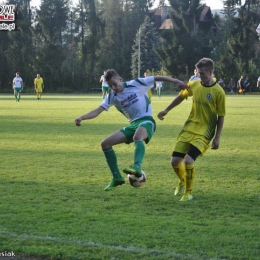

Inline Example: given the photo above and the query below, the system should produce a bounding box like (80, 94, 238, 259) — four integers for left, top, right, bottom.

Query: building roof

(159, 19, 173, 29)
(200, 6, 212, 22)
(150, 5, 214, 30)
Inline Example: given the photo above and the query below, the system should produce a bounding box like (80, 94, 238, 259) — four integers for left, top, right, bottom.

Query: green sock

(134, 140, 145, 169)
(103, 147, 122, 179)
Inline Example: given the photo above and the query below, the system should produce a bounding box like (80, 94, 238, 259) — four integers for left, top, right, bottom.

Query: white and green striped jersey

(13, 76, 23, 88)
(100, 76, 155, 122)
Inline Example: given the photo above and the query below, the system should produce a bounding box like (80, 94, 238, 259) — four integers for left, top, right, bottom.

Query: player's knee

(171, 157, 183, 167)
(133, 128, 148, 142)
(100, 139, 110, 149)
(183, 155, 195, 166)
(133, 135, 145, 142)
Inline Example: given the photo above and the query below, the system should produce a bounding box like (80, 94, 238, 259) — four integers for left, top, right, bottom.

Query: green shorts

(120, 116, 156, 144)
(102, 86, 109, 92)
(14, 88, 22, 93)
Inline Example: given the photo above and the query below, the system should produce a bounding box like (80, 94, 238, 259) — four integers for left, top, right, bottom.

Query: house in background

(149, 4, 217, 31)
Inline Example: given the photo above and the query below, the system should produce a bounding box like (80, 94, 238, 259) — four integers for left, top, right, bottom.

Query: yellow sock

(185, 165, 196, 194)
(173, 163, 186, 183)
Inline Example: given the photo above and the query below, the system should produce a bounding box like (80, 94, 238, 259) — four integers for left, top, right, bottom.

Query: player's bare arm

(157, 95, 185, 120)
(211, 116, 224, 149)
(154, 76, 188, 90)
(75, 106, 105, 126)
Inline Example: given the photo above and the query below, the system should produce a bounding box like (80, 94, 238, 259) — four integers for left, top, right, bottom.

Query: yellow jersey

(34, 77, 44, 88)
(179, 80, 226, 140)
(148, 89, 152, 102)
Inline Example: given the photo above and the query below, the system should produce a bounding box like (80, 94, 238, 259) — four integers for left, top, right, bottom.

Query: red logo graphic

(0, 5, 15, 22)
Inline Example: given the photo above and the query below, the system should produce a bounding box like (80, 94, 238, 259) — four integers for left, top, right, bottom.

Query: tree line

(0, 0, 259, 93)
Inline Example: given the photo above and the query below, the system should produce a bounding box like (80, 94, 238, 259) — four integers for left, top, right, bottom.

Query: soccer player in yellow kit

(158, 58, 226, 201)
(34, 74, 44, 100)
(144, 72, 153, 102)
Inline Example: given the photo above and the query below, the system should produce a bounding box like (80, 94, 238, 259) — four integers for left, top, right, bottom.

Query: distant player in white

(189, 68, 200, 82)
(257, 76, 260, 92)
(100, 71, 109, 99)
(13, 72, 23, 102)
(156, 75, 163, 97)
(75, 69, 187, 191)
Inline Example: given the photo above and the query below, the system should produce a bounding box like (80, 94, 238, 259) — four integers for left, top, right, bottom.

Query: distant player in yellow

(144, 72, 153, 102)
(158, 58, 226, 202)
(34, 74, 44, 100)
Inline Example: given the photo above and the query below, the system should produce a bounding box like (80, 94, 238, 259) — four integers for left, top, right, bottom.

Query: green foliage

(4, 0, 34, 86)
(97, 0, 152, 79)
(0, 94, 259, 260)
(213, 0, 260, 83)
(131, 16, 161, 78)
(155, 0, 215, 77)
(0, 31, 10, 90)
(32, 0, 69, 92)
(0, 0, 260, 92)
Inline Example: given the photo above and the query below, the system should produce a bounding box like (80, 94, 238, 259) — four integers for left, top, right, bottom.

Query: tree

(5, 0, 33, 88)
(97, 0, 154, 79)
(0, 31, 10, 91)
(155, 0, 216, 77)
(69, 0, 101, 91)
(32, 0, 69, 91)
(131, 16, 160, 78)
(222, 0, 237, 17)
(213, 0, 260, 82)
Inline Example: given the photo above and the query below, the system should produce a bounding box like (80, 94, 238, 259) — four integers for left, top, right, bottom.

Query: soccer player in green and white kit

(100, 71, 109, 99)
(75, 69, 187, 191)
(13, 72, 23, 102)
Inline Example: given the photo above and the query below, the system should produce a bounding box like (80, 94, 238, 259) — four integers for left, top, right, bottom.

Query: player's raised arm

(154, 76, 188, 90)
(75, 106, 105, 126)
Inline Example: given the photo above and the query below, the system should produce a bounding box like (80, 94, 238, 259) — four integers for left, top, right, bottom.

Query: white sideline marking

(0, 231, 225, 260)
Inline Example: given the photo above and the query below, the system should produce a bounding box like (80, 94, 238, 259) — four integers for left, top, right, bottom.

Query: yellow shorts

(174, 131, 210, 155)
(36, 87, 43, 92)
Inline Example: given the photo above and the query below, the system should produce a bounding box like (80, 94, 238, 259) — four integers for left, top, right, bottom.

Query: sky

(197, 0, 224, 9)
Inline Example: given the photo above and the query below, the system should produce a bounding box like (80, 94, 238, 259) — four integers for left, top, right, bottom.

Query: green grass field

(0, 93, 259, 260)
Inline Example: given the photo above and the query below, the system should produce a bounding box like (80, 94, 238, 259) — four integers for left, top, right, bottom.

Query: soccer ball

(128, 171, 146, 188)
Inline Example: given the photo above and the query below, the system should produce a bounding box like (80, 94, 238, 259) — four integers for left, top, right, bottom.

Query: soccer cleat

(179, 193, 194, 202)
(174, 182, 185, 196)
(104, 177, 125, 191)
(123, 165, 142, 177)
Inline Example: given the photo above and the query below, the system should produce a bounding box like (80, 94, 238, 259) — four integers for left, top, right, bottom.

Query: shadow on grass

(0, 177, 259, 260)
